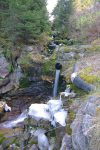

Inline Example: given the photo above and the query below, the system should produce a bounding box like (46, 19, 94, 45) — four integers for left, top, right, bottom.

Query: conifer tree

(52, 0, 74, 38)
(0, 0, 50, 45)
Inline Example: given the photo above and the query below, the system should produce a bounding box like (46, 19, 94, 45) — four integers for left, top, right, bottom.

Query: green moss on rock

(66, 124, 72, 135)
(68, 110, 76, 124)
(19, 77, 31, 88)
(79, 66, 100, 84)
(42, 53, 57, 75)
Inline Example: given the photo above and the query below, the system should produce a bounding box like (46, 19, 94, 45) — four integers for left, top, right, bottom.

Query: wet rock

(55, 127, 66, 149)
(58, 51, 76, 61)
(78, 53, 85, 58)
(0, 66, 22, 94)
(0, 55, 9, 78)
(29, 144, 38, 150)
(22, 45, 34, 52)
(9, 144, 20, 150)
(9, 81, 51, 98)
(2, 138, 16, 150)
(0, 82, 13, 94)
(71, 96, 100, 150)
(0, 55, 14, 94)
(0, 145, 3, 150)
(60, 134, 72, 150)
(63, 52, 76, 60)
(0, 77, 10, 88)
(9, 66, 23, 89)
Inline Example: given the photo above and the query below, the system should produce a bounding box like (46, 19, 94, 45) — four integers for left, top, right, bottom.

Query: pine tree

(52, 0, 74, 38)
(0, 0, 50, 45)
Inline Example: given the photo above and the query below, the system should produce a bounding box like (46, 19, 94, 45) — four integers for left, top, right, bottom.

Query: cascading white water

(2, 110, 28, 128)
(53, 69, 60, 97)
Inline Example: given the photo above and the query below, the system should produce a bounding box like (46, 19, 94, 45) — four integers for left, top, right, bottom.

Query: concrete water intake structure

(53, 63, 62, 97)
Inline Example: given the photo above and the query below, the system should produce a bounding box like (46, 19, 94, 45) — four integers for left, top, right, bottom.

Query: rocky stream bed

(0, 44, 100, 150)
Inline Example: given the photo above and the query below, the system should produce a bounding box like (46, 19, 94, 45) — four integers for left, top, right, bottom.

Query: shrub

(19, 77, 31, 88)
(42, 53, 57, 75)
(7, 64, 14, 73)
(19, 54, 33, 75)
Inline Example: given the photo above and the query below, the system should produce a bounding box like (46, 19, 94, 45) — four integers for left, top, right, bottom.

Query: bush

(7, 64, 14, 73)
(19, 54, 33, 75)
(42, 53, 57, 75)
(19, 77, 31, 88)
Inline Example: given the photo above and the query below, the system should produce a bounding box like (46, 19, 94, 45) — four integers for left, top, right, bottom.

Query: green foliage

(19, 77, 31, 88)
(42, 53, 57, 75)
(76, 11, 100, 29)
(70, 83, 88, 96)
(87, 45, 100, 52)
(79, 67, 100, 84)
(0, 133, 6, 144)
(66, 124, 72, 135)
(68, 110, 76, 123)
(0, 0, 50, 44)
(38, 32, 52, 50)
(19, 54, 33, 74)
(52, 0, 74, 38)
(3, 48, 12, 60)
(7, 64, 14, 73)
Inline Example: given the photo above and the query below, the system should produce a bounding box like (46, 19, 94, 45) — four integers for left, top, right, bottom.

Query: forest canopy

(0, 0, 50, 45)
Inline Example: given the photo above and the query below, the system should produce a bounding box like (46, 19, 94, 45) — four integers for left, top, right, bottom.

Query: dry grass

(78, 54, 100, 76)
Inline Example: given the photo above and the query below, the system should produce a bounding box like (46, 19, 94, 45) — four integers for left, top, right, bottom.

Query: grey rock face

(29, 144, 38, 150)
(0, 55, 9, 78)
(71, 96, 100, 150)
(0, 77, 10, 87)
(0, 55, 23, 94)
(62, 52, 76, 61)
(0, 67, 22, 94)
(0, 55, 11, 94)
(60, 134, 72, 150)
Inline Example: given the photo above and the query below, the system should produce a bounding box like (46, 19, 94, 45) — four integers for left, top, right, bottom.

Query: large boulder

(71, 96, 100, 150)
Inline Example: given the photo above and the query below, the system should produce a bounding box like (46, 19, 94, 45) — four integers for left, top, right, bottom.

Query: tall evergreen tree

(52, 0, 74, 38)
(0, 0, 50, 45)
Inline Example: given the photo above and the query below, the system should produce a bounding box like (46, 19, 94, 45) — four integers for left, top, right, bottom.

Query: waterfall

(2, 110, 28, 128)
(53, 69, 60, 97)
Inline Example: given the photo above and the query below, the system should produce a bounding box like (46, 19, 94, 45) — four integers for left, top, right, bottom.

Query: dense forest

(52, 0, 100, 43)
(0, 0, 50, 46)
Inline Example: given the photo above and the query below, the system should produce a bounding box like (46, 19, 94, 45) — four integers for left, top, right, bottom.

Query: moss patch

(7, 64, 14, 73)
(0, 133, 6, 144)
(79, 66, 100, 84)
(87, 45, 100, 52)
(70, 83, 88, 96)
(68, 110, 76, 124)
(19, 54, 34, 76)
(66, 124, 72, 135)
(19, 77, 31, 88)
(42, 52, 57, 75)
